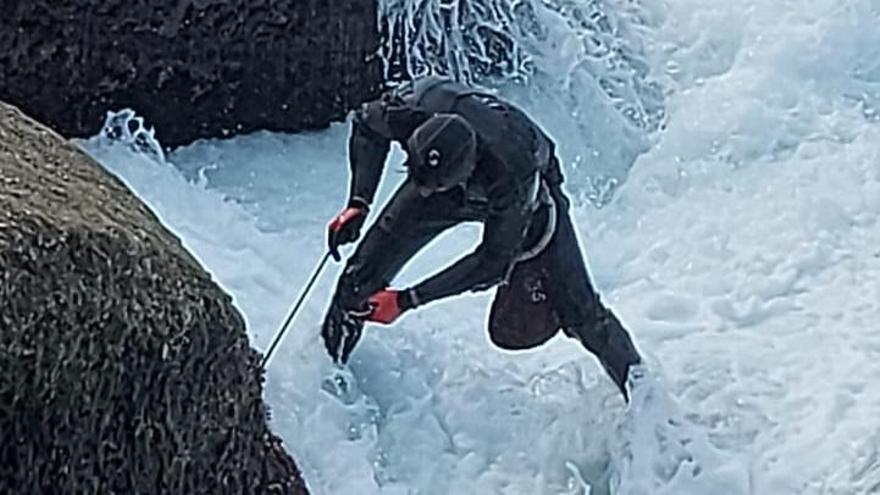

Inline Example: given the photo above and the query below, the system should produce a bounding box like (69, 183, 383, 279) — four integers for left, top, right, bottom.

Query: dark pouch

(488, 249, 561, 350)
(487, 198, 561, 350)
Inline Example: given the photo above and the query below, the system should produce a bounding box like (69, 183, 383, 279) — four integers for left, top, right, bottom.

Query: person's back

(355, 77, 562, 203)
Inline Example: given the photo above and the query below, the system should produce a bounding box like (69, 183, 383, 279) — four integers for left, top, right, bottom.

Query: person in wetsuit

(322, 76, 642, 398)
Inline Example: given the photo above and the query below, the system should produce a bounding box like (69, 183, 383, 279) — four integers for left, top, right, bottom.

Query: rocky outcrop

(0, 101, 308, 493)
(0, 0, 382, 148)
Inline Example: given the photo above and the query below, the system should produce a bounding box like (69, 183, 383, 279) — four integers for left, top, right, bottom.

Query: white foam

(80, 0, 880, 492)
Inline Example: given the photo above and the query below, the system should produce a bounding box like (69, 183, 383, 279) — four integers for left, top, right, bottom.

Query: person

(321, 76, 642, 398)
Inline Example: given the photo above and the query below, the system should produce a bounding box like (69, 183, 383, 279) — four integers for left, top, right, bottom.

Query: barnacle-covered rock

(0, 101, 308, 494)
(0, 0, 382, 148)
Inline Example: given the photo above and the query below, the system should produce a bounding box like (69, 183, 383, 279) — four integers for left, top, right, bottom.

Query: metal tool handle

(261, 251, 332, 368)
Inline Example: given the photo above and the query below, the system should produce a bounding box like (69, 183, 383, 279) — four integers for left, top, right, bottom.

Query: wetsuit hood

(406, 113, 477, 196)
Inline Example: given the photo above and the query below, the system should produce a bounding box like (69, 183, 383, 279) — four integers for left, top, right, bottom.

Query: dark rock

(0, 0, 382, 148)
(0, 100, 309, 494)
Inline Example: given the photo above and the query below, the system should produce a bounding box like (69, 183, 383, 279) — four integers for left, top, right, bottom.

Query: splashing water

(80, 0, 880, 493)
(378, 0, 667, 203)
(612, 366, 748, 495)
(99, 109, 165, 163)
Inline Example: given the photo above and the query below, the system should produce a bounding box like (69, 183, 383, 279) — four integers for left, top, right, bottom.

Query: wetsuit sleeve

(347, 101, 392, 208)
(404, 195, 532, 308)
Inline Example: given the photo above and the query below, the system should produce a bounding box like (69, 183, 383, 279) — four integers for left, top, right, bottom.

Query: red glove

(327, 205, 366, 261)
(367, 289, 405, 324)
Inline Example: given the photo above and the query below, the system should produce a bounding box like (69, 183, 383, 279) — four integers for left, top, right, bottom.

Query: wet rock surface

(0, 0, 382, 148)
(0, 100, 309, 494)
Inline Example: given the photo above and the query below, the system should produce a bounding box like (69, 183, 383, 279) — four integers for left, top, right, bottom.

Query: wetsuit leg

(322, 180, 461, 363)
(546, 187, 642, 398)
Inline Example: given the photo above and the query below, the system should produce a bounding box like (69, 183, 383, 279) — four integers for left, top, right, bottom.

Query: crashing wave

(378, 0, 667, 204)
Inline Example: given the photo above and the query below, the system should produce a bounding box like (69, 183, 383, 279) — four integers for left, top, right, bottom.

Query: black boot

(564, 311, 641, 400)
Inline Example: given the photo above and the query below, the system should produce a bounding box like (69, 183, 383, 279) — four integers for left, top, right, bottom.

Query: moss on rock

(0, 101, 308, 494)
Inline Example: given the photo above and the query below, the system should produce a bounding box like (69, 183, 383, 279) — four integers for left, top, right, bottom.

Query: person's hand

(366, 289, 407, 324)
(327, 204, 367, 261)
(321, 301, 367, 364)
(321, 289, 413, 363)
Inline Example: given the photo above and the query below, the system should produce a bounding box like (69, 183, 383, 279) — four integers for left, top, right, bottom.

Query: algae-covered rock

(0, 0, 382, 148)
(0, 101, 308, 494)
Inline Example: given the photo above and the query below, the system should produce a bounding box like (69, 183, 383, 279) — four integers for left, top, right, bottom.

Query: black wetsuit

(323, 77, 641, 395)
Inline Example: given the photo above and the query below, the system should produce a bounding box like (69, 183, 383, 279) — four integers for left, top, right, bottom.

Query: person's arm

(327, 101, 395, 261)
(347, 101, 393, 209)
(400, 193, 533, 309)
